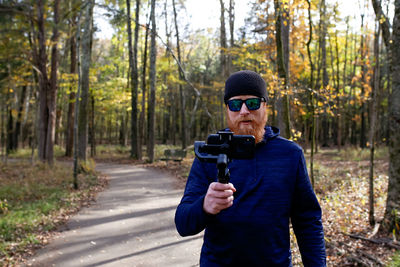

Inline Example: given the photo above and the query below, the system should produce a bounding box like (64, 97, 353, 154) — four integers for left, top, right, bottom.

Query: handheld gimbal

(194, 131, 255, 183)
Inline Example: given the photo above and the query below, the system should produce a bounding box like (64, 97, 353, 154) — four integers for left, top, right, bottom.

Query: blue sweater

(175, 127, 326, 266)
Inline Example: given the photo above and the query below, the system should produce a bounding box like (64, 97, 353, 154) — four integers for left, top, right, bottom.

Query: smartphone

(195, 131, 255, 163)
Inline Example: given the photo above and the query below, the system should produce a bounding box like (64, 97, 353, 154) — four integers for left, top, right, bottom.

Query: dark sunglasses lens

(228, 100, 243, 111)
(245, 98, 261, 110)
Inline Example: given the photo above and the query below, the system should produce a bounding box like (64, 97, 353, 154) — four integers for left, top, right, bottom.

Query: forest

(1, 0, 400, 265)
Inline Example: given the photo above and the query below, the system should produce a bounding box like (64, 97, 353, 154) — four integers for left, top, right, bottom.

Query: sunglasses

(227, 97, 266, 112)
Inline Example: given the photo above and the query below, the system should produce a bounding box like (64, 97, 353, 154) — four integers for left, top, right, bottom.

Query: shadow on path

(25, 163, 202, 267)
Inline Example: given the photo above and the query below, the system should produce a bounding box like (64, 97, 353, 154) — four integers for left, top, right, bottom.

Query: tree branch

(371, 0, 392, 47)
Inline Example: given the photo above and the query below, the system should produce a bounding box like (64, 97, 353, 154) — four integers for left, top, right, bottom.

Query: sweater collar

(256, 126, 280, 146)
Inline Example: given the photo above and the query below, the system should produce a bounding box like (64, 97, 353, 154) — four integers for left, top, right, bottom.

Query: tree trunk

(127, 0, 140, 159)
(228, 0, 235, 72)
(90, 94, 96, 157)
(360, 13, 367, 148)
(340, 16, 350, 148)
(274, 0, 291, 139)
(134, 0, 141, 159)
(306, 0, 315, 187)
(66, 5, 77, 157)
(147, 0, 156, 162)
(36, 0, 50, 162)
(45, 0, 60, 165)
(140, 18, 150, 151)
(219, 0, 228, 78)
(77, 0, 94, 161)
(372, 0, 400, 237)
(7, 106, 13, 154)
(320, 0, 328, 89)
(320, 0, 329, 147)
(172, 0, 187, 149)
(12, 86, 27, 150)
(349, 29, 358, 146)
(34, 0, 59, 165)
(331, 6, 341, 149)
(119, 112, 127, 146)
(163, 0, 171, 145)
(219, 0, 229, 130)
(368, 23, 381, 227)
(1, 94, 6, 160)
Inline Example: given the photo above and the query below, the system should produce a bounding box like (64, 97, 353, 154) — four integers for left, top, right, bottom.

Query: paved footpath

(25, 163, 203, 267)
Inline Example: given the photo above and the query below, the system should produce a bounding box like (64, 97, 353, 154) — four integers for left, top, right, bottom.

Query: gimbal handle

(217, 154, 230, 184)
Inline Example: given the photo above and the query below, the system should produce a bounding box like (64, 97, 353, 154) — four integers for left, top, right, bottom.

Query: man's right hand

(203, 182, 236, 215)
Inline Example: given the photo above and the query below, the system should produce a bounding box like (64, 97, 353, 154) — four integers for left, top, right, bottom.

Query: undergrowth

(387, 251, 400, 267)
(332, 146, 388, 161)
(0, 161, 105, 266)
(7, 145, 65, 159)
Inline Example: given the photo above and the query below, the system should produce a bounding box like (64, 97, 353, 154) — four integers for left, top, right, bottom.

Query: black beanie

(224, 70, 268, 104)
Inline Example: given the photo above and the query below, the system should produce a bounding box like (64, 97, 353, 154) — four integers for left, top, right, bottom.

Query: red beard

(226, 113, 268, 143)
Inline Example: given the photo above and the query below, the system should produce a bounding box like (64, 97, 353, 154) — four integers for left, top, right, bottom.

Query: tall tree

(172, 0, 187, 149)
(140, 15, 150, 154)
(47, 0, 59, 164)
(306, 0, 316, 187)
(274, 0, 291, 139)
(339, 16, 350, 150)
(319, 0, 329, 147)
(147, 0, 156, 162)
(371, 0, 400, 237)
(228, 0, 235, 72)
(77, 0, 94, 161)
(219, 0, 228, 78)
(368, 22, 381, 226)
(359, 8, 367, 148)
(66, 1, 78, 157)
(219, 0, 228, 130)
(127, 0, 140, 159)
(34, 0, 60, 165)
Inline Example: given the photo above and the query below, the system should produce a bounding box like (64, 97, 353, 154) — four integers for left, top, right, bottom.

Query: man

(175, 70, 326, 266)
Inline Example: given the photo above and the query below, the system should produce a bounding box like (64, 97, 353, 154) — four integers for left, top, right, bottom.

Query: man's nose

(239, 103, 250, 115)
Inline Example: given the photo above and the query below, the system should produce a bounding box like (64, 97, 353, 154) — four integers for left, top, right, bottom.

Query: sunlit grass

(7, 145, 66, 159)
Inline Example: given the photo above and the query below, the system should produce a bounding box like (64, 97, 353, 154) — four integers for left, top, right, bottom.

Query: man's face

(226, 95, 268, 143)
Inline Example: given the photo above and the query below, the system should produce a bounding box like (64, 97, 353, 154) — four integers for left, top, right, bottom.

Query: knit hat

(224, 70, 268, 104)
